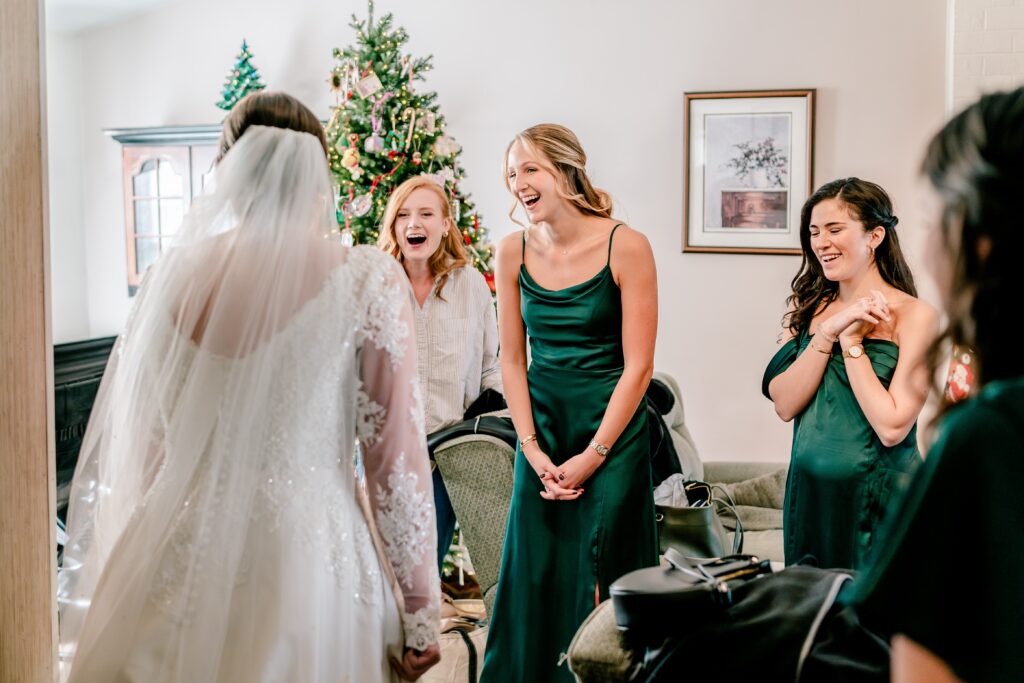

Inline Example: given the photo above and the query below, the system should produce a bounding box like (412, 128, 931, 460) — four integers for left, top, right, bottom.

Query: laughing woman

(480, 124, 658, 683)
(763, 178, 938, 570)
(379, 175, 503, 571)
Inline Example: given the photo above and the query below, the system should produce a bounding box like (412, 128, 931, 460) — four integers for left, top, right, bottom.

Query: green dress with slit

(480, 226, 657, 683)
(761, 328, 920, 570)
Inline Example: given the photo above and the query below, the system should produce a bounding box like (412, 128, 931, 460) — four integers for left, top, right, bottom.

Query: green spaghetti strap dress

(761, 327, 919, 569)
(480, 225, 657, 683)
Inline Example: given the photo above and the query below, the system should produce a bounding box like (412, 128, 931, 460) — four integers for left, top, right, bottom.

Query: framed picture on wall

(683, 89, 815, 254)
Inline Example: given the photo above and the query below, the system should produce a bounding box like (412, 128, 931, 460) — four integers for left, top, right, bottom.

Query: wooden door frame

(1, 0, 58, 681)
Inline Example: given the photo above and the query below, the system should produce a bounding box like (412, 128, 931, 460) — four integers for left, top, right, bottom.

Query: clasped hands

(522, 441, 604, 501)
(817, 289, 893, 348)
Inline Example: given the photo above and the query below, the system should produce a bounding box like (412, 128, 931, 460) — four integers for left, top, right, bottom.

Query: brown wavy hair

(785, 178, 917, 336)
(378, 175, 469, 300)
(502, 123, 613, 227)
(216, 91, 328, 163)
(923, 87, 1024, 408)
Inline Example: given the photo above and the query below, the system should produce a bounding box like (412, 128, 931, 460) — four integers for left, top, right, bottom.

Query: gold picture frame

(683, 89, 815, 254)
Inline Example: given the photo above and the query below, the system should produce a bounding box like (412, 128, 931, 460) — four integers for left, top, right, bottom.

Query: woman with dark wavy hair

(762, 177, 937, 569)
(852, 87, 1024, 683)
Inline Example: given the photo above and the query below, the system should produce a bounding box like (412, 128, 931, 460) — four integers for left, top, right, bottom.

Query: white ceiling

(45, 0, 174, 34)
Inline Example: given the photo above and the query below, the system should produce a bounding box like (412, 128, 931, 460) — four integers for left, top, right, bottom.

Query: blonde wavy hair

(378, 175, 469, 299)
(502, 123, 613, 227)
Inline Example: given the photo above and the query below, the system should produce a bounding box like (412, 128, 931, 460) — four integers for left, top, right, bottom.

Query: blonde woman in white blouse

(379, 176, 503, 570)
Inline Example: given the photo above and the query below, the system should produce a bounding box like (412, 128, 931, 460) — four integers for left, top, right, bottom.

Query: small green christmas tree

(326, 1, 494, 287)
(216, 40, 267, 112)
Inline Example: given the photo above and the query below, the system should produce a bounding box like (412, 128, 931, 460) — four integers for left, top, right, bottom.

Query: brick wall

(952, 0, 1024, 112)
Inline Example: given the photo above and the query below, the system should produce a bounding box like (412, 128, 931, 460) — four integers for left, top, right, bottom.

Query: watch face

(850, 345, 863, 358)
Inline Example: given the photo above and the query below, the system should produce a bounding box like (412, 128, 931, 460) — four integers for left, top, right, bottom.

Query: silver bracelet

(588, 439, 610, 457)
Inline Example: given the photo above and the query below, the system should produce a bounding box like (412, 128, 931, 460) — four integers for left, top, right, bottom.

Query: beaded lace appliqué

(372, 453, 432, 590)
(358, 263, 410, 368)
(404, 602, 442, 652)
(355, 380, 387, 447)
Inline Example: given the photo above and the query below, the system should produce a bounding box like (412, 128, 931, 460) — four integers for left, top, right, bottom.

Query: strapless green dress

(762, 328, 919, 569)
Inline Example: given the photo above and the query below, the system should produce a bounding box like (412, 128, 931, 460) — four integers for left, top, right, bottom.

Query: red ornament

(463, 231, 471, 245)
(483, 271, 495, 293)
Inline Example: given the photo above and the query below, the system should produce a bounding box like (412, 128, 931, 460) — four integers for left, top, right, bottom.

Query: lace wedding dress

(58, 125, 439, 682)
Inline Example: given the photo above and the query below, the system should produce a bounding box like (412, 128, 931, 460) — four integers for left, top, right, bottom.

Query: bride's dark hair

(216, 91, 328, 162)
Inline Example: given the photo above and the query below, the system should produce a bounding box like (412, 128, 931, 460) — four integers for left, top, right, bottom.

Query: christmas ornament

(412, 151, 422, 165)
(422, 167, 454, 188)
(386, 129, 404, 152)
(433, 135, 460, 157)
(450, 198, 461, 221)
(355, 70, 383, 99)
(364, 92, 393, 154)
(328, 71, 345, 94)
(341, 148, 363, 179)
(417, 111, 437, 135)
(351, 193, 373, 217)
(403, 107, 418, 148)
(399, 54, 414, 92)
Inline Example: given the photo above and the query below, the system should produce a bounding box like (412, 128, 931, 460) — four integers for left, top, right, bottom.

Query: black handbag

(610, 549, 772, 639)
(655, 480, 743, 558)
(618, 562, 889, 683)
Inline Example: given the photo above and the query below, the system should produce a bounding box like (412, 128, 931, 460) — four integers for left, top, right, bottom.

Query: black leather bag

(610, 549, 772, 639)
(655, 481, 743, 558)
(621, 563, 889, 683)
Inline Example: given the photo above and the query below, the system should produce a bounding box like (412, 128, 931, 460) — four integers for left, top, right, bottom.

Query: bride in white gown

(58, 92, 441, 682)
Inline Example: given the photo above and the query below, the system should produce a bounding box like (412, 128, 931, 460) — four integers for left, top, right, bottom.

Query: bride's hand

(391, 644, 441, 681)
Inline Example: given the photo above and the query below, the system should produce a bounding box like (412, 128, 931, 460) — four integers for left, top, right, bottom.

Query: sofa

(433, 372, 788, 679)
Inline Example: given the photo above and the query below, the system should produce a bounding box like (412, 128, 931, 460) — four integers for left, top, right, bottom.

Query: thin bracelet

(520, 433, 538, 448)
(811, 341, 832, 355)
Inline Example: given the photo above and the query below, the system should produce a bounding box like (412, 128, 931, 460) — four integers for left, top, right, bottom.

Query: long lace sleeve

(356, 254, 440, 652)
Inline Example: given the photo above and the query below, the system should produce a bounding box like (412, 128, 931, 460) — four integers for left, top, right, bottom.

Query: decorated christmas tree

(216, 40, 267, 112)
(326, 2, 494, 286)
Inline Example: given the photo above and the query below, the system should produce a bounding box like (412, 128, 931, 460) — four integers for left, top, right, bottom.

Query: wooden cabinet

(106, 125, 220, 293)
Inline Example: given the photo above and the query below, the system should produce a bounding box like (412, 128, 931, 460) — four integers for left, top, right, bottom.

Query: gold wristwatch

(842, 344, 865, 360)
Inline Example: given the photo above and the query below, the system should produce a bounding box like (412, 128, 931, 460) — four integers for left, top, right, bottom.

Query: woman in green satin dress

(480, 124, 658, 683)
(763, 178, 937, 570)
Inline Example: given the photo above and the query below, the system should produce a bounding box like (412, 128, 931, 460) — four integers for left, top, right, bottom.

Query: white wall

(47, 0, 948, 461)
(45, 31, 90, 344)
(951, 0, 1024, 113)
